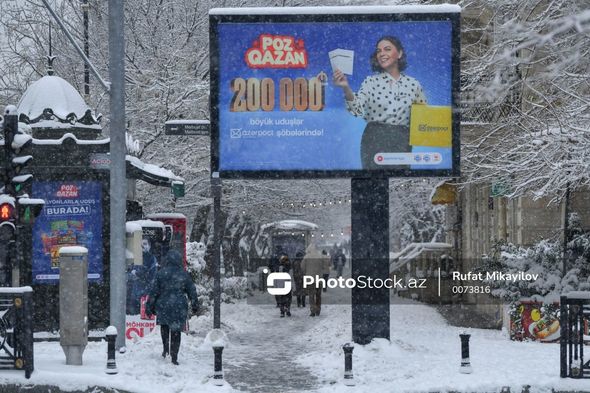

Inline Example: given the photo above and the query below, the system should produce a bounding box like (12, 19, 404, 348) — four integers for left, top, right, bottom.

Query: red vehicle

(146, 213, 187, 269)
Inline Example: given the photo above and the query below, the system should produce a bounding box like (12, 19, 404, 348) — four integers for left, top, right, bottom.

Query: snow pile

(294, 300, 588, 393)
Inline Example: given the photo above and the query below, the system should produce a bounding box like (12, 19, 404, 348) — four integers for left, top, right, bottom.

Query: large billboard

(32, 181, 103, 284)
(210, 6, 461, 178)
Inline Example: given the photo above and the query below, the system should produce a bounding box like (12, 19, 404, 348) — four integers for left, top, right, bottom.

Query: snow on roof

(28, 119, 101, 130)
(17, 75, 101, 126)
(165, 119, 210, 125)
(260, 220, 319, 231)
(126, 155, 184, 183)
(146, 213, 187, 220)
(210, 5, 461, 15)
(390, 242, 452, 271)
(127, 219, 166, 230)
(33, 133, 109, 146)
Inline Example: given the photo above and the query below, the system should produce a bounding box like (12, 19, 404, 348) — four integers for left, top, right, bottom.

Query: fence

(560, 292, 590, 378)
(0, 287, 34, 378)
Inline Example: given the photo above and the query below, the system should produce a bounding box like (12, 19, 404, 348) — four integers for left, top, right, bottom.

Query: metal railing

(0, 287, 34, 378)
(560, 292, 590, 378)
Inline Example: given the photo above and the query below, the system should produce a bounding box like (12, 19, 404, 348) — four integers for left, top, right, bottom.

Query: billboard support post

(108, 0, 127, 350)
(212, 173, 222, 329)
(351, 177, 390, 344)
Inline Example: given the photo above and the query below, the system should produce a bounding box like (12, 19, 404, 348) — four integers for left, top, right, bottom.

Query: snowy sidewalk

(222, 298, 319, 392)
(1, 293, 590, 392)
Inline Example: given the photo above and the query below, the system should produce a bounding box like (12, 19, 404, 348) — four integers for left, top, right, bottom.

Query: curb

(0, 384, 133, 393)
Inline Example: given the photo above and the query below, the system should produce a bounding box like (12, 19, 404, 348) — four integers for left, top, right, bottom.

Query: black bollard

(459, 333, 472, 374)
(105, 326, 118, 375)
(213, 345, 224, 385)
(342, 343, 355, 386)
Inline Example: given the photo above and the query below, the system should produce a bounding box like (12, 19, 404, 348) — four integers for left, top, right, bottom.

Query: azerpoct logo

(245, 34, 308, 69)
(263, 268, 292, 295)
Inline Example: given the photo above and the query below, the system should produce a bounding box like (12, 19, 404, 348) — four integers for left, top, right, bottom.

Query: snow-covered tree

(461, 0, 590, 201)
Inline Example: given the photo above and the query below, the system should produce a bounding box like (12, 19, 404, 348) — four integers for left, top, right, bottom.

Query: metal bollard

(105, 326, 118, 375)
(342, 343, 355, 386)
(213, 345, 224, 385)
(459, 332, 472, 374)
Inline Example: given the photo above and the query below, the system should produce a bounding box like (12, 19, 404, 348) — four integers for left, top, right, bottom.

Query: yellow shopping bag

(409, 105, 452, 147)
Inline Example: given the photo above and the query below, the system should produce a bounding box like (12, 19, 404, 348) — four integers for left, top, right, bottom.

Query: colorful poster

(211, 9, 460, 178)
(509, 301, 561, 342)
(32, 181, 103, 284)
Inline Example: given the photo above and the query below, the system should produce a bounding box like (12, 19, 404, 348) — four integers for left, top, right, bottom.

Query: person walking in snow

(269, 245, 283, 307)
(301, 244, 330, 317)
(292, 250, 306, 308)
(321, 249, 330, 293)
(277, 254, 293, 317)
(147, 249, 199, 365)
(334, 248, 346, 278)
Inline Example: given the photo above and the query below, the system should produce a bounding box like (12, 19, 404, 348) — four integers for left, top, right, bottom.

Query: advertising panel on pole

(32, 181, 103, 284)
(210, 5, 461, 178)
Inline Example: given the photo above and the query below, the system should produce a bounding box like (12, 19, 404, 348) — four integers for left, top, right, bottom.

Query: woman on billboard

(333, 36, 427, 169)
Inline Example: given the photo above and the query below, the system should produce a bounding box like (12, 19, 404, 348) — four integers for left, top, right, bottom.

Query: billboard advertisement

(32, 181, 103, 284)
(210, 6, 460, 178)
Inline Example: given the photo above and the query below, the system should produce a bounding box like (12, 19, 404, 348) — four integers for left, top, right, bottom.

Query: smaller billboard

(32, 181, 103, 284)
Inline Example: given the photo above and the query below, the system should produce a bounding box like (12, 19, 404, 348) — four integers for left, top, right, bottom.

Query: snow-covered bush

(186, 241, 251, 309)
(480, 228, 590, 302)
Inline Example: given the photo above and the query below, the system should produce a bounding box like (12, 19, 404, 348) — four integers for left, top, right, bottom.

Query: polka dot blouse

(346, 73, 427, 126)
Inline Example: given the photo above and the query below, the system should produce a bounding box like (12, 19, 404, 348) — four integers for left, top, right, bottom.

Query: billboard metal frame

(210, 8, 461, 179)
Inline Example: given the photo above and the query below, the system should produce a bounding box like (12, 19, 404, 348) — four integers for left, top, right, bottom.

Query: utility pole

(82, 0, 90, 98)
(108, 0, 127, 350)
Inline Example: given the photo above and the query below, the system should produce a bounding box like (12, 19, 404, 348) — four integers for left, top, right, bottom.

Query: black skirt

(360, 122, 410, 170)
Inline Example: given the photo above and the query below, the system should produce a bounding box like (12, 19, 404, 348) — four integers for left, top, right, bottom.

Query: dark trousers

(308, 287, 322, 315)
(279, 293, 292, 314)
(361, 122, 411, 169)
(161, 325, 181, 360)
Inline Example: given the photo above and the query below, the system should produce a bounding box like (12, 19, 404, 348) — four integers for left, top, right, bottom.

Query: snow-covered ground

(0, 292, 589, 392)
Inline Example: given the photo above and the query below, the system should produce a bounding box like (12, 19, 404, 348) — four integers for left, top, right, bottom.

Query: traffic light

(0, 105, 42, 287)
(17, 198, 45, 225)
(0, 197, 15, 287)
(0, 201, 15, 221)
(2, 105, 41, 224)
(2, 107, 33, 197)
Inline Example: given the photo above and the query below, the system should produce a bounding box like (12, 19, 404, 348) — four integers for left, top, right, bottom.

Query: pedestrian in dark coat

(292, 251, 306, 308)
(277, 254, 292, 317)
(147, 250, 199, 365)
(269, 246, 283, 307)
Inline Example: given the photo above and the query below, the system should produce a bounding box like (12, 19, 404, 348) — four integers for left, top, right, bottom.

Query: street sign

(165, 120, 210, 136)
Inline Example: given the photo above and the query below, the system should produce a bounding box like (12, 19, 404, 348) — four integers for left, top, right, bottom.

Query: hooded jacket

(300, 244, 331, 277)
(148, 250, 198, 330)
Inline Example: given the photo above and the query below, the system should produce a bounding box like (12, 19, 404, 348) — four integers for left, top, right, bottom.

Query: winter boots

(161, 326, 170, 358)
(161, 325, 181, 365)
(170, 330, 181, 365)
